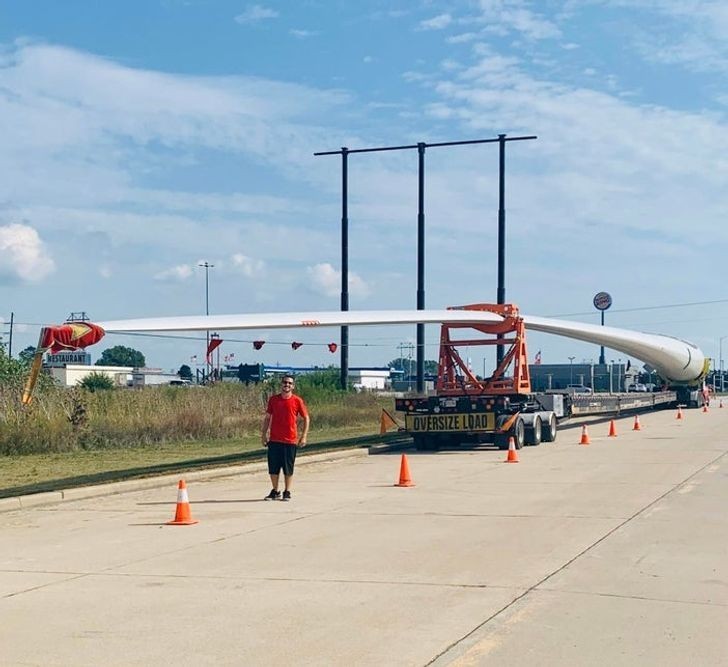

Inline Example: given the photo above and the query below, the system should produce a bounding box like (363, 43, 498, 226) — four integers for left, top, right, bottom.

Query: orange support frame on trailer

(436, 303, 531, 396)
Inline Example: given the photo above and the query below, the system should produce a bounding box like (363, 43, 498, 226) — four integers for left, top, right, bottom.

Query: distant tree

(79, 372, 115, 392)
(95, 345, 145, 368)
(178, 364, 193, 380)
(19, 346, 37, 365)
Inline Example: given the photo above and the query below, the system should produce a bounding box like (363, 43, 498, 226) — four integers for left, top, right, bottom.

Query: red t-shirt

(267, 394, 308, 445)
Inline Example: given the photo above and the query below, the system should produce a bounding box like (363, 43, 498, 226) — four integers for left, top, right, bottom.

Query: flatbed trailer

(394, 303, 681, 451)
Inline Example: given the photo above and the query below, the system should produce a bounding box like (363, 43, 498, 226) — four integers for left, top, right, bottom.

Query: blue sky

(1, 1, 727, 374)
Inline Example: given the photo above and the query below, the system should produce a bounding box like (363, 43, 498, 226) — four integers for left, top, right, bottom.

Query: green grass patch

(0, 377, 399, 492)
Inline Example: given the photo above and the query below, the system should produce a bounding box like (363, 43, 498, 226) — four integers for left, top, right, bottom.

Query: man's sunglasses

(281, 380, 294, 385)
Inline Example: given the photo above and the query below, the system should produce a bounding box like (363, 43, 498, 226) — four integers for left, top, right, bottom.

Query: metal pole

(8, 311, 13, 359)
(199, 262, 214, 382)
(599, 311, 606, 365)
(340, 147, 349, 391)
(568, 356, 575, 385)
(416, 142, 426, 393)
(496, 134, 506, 366)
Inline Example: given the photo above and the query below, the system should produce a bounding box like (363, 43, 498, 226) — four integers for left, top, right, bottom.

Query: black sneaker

(264, 489, 281, 501)
(281, 490, 291, 501)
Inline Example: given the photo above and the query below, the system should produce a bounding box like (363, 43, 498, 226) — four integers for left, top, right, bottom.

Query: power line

(548, 297, 728, 318)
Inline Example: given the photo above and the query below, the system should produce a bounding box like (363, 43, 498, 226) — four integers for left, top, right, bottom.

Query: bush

(79, 372, 116, 392)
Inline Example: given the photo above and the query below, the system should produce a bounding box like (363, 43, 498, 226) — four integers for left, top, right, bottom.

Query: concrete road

(1, 406, 727, 666)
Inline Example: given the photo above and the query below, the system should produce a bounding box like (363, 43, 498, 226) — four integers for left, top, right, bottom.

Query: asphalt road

(1, 406, 727, 666)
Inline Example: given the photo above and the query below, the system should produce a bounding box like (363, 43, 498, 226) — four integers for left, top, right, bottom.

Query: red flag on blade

(534, 350, 542, 365)
(328, 343, 337, 353)
(253, 340, 265, 350)
(40, 322, 105, 353)
(206, 337, 223, 362)
(291, 342, 303, 350)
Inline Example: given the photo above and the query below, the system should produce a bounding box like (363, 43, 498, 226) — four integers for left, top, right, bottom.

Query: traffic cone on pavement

(633, 415, 642, 431)
(504, 436, 519, 463)
(579, 425, 590, 445)
(703, 404, 709, 413)
(608, 419, 617, 437)
(166, 479, 198, 525)
(720, 399, 724, 409)
(676, 406, 683, 420)
(395, 454, 415, 487)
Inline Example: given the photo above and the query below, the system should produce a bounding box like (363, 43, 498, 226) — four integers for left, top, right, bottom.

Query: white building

(48, 365, 180, 387)
(48, 364, 133, 387)
(349, 369, 391, 391)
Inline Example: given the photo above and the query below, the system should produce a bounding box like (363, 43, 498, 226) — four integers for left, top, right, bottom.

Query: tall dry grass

(0, 378, 388, 456)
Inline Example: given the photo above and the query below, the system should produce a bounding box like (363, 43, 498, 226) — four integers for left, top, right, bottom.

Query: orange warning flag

(379, 409, 399, 434)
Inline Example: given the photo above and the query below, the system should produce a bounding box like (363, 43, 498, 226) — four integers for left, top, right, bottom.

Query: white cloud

(0, 223, 54, 284)
(234, 5, 279, 25)
(231, 253, 265, 277)
(290, 29, 318, 39)
(306, 263, 369, 298)
(419, 14, 453, 31)
(447, 32, 479, 44)
(154, 264, 194, 281)
(476, 0, 561, 40)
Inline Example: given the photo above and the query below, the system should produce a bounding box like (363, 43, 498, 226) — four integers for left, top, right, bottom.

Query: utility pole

(198, 262, 214, 382)
(315, 133, 537, 394)
(3, 312, 13, 359)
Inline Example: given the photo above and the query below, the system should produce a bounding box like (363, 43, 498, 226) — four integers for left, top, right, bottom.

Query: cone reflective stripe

(167, 479, 198, 525)
(395, 454, 414, 487)
(504, 436, 519, 463)
(633, 415, 641, 431)
(579, 424, 590, 445)
(608, 419, 617, 437)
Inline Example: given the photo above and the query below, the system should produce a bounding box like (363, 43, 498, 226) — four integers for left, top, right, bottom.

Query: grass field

(0, 373, 400, 494)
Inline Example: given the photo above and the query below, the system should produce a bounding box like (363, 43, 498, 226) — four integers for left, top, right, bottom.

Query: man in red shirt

(261, 374, 310, 501)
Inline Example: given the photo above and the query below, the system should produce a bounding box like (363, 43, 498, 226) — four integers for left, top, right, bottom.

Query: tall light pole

(720, 335, 727, 393)
(199, 261, 214, 382)
(568, 356, 575, 385)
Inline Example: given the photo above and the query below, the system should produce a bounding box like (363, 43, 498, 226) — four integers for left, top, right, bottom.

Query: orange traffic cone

(702, 404, 709, 413)
(504, 436, 519, 463)
(676, 406, 683, 420)
(720, 399, 724, 409)
(166, 479, 198, 525)
(608, 419, 617, 437)
(633, 415, 641, 431)
(395, 454, 415, 487)
(579, 424, 590, 445)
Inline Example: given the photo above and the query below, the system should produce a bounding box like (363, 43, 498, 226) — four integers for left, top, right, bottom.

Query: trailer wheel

(525, 416, 542, 446)
(542, 414, 558, 442)
(513, 418, 525, 449)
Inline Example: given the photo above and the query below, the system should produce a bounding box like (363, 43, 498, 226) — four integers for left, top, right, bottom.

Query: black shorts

(267, 441, 298, 476)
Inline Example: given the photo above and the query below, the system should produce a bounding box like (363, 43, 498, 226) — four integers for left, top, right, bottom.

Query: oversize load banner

(405, 412, 495, 433)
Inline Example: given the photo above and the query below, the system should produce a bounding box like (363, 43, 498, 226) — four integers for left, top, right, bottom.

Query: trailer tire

(542, 414, 558, 442)
(514, 418, 525, 449)
(525, 416, 542, 446)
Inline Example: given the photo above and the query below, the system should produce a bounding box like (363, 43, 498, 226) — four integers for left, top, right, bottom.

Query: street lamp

(568, 356, 575, 385)
(720, 335, 727, 393)
(199, 261, 215, 381)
